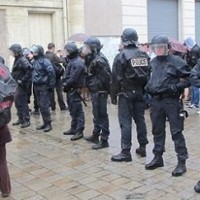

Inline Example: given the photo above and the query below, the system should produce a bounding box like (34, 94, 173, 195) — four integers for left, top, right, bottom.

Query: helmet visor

(150, 43, 168, 56)
(82, 44, 92, 55)
(30, 45, 39, 56)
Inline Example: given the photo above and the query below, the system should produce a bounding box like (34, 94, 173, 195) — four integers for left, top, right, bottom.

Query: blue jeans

(191, 86, 199, 106)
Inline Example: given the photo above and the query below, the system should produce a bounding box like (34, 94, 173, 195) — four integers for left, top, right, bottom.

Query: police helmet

(64, 42, 78, 55)
(37, 45, 44, 56)
(150, 34, 170, 56)
(84, 37, 102, 52)
(22, 48, 31, 57)
(9, 43, 22, 54)
(121, 28, 138, 46)
(30, 45, 44, 56)
(151, 34, 169, 45)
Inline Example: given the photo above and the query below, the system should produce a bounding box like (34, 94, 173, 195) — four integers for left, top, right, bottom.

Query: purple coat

(0, 125, 12, 145)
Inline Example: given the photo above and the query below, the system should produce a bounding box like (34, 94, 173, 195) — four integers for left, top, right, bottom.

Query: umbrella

(168, 38, 187, 53)
(68, 33, 90, 43)
(0, 63, 17, 101)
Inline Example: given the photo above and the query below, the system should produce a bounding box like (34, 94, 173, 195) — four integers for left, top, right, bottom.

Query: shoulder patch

(131, 58, 148, 67)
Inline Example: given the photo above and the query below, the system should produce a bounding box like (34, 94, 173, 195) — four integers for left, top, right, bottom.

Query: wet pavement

(4, 101, 200, 200)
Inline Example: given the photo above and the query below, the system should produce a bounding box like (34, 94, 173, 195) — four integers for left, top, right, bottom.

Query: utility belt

(33, 83, 48, 88)
(67, 88, 81, 93)
(118, 90, 144, 101)
(152, 93, 180, 100)
(118, 92, 128, 97)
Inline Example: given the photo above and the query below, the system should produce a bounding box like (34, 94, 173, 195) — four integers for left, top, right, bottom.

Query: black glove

(111, 95, 117, 105)
(17, 80, 23, 86)
(63, 85, 70, 93)
(168, 85, 178, 93)
(47, 87, 54, 92)
(111, 98, 117, 105)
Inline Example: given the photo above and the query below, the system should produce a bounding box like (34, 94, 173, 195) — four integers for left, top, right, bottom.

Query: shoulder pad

(43, 58, 52, 65)
(169, 55, 187, 68)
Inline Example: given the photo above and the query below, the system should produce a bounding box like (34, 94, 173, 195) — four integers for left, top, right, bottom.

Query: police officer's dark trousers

(14, 86, 30, 122)
(67, 90, 84, 132)
(118, 94, 148, 151)
(33, 86, 39, 112)
(34, 85, 51, 125)
(150, 97, 188, 162)
(90, 92, 110, 140)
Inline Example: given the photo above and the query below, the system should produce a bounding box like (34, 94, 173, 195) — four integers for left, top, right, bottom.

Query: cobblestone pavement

(3, 101, 200, 200)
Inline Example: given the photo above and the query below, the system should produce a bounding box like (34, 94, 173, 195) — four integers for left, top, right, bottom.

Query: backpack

(0, 63, 17, 127)
(53, 63, 64, 78)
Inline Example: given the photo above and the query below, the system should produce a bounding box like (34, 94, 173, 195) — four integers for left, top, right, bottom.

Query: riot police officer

(62, 42, 85, 141)
(189, 58, 200, 191)
(82, 37, 111, 150)
(145, 35, 190, 177)
(110, 28, 149, 162)
(30, 45, 55, 132)
(10, 43, 31, 128)
(22, 48, 40, 115)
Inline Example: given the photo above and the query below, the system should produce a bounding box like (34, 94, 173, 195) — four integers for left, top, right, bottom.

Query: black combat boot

(63, 129, 76, 135)
(135, 145, 146, 157)
(20, 120, 31, 128)
(84, 133, 99, 144)
(44, 124, 52, 132)
(61, 107, 68, 111)
(92, 139, 109, 150)
(194, 181, 200, 193)
(71, 131, 83, 141)
(36, 124, 46, 130)
(12, 118, 23, 126)
(172, 160, 186, 177)
(145, 155, 164, 170)
(111, 150, 132, 162)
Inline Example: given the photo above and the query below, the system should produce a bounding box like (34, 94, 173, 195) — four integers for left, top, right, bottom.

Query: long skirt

(0, 144, 11, 195)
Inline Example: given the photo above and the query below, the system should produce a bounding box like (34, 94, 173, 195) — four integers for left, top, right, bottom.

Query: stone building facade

(0, 0, 199, 65)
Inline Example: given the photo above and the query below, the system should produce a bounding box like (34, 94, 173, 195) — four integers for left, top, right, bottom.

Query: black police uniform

(111, 45, 149, 161)
(31, 47, 55, 132)
(22, 48, 40, 115)
(145, 53, 190, 176)
(190, 58, 200, 192)
(62, 52, 85, 141)
(85, 52, 111, 148)
(11, 45, 31, 128)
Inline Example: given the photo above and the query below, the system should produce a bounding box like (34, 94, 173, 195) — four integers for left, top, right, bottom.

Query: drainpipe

(62, 0, 69, 43)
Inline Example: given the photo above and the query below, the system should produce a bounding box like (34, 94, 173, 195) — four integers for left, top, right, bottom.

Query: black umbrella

(0, 63, 17, 127)
(0, 63, 17, 101)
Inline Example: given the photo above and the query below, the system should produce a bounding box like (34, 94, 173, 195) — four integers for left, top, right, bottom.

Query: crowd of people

(1, 27, 200, 198)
